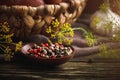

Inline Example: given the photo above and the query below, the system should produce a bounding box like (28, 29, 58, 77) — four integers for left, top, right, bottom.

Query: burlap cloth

(71, 13, 120, 60)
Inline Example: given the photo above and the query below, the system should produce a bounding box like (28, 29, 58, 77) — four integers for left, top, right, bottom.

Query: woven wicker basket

(0, 0, 86, 40)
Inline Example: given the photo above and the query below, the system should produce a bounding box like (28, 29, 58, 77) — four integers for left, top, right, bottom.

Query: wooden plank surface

(0, 60, 120, 80)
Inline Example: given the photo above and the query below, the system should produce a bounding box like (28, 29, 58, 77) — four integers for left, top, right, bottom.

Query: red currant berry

(27, 49, 31, 53)
(28, 49, 34, 54)
(37, 47, 42, 52)
(50, 55, 56, 59)
(54, 42, 59, 46)
(41, 43, 46, 47)
(60, 54, 63, 58)
(44, 43, 49, 47)
(40, 53, 46, 58)
(33, 49, 38, 54)
(37, 52, 41, 56)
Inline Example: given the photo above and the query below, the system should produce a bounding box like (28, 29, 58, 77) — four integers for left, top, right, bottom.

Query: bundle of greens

(0, 22, 22, 61)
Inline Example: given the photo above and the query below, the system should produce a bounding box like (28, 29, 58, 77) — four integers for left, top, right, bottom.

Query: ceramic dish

(21, 43, 75, 66)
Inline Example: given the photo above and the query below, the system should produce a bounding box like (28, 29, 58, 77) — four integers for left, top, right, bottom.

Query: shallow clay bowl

(21, 43, 75, 66)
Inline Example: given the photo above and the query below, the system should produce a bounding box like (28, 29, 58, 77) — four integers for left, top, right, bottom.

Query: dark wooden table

(0, 57, 120, 80)
(0, 13, 120, 80)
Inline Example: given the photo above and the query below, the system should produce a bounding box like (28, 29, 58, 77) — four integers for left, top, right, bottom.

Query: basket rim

(0, 0, 86, 8)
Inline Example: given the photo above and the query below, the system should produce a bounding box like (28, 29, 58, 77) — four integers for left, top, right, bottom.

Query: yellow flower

(4, 33, 14, 39)
(2, 34, 14, 43)
(0, 22, 10, 33)
(57, 32, 64, 44)
(51, 34, 56, 38)
(46, 26, 52, 33)
(99, 2, 109, 12)
(92, 16, 101, 26)
(6, 38, 12, 43)
(65, 29, 74, 37)
(0, 22, 23, 61)
(3, 46, 14, 61)
(61, 23, 71, 31)
(99, 43, 109, 58)
(4, 46, 11, 53)
(52, 19, 60, 28)
(64, 38, 73, 45)
(104, 22, 113, 30)
(85, 32, 96, 47)
(58, 39, 62, 44)
(57, 32, 64, 40)
(15, 41, 22, 51)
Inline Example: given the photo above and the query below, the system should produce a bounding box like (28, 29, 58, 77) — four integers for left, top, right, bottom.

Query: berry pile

(27, 43, 73, 59)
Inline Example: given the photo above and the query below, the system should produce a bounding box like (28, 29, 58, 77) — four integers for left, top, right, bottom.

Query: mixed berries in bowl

(21, 42, 75, 66)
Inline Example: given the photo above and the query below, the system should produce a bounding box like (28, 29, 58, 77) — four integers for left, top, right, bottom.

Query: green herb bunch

(0, 22, 22, 61)
(46, 19, 96, 46)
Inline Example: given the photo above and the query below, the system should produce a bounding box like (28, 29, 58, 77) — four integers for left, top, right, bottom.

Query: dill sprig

(0, 22, 22, 61)
(99, 2, 109, 12)
(46, 19, 96, 46)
